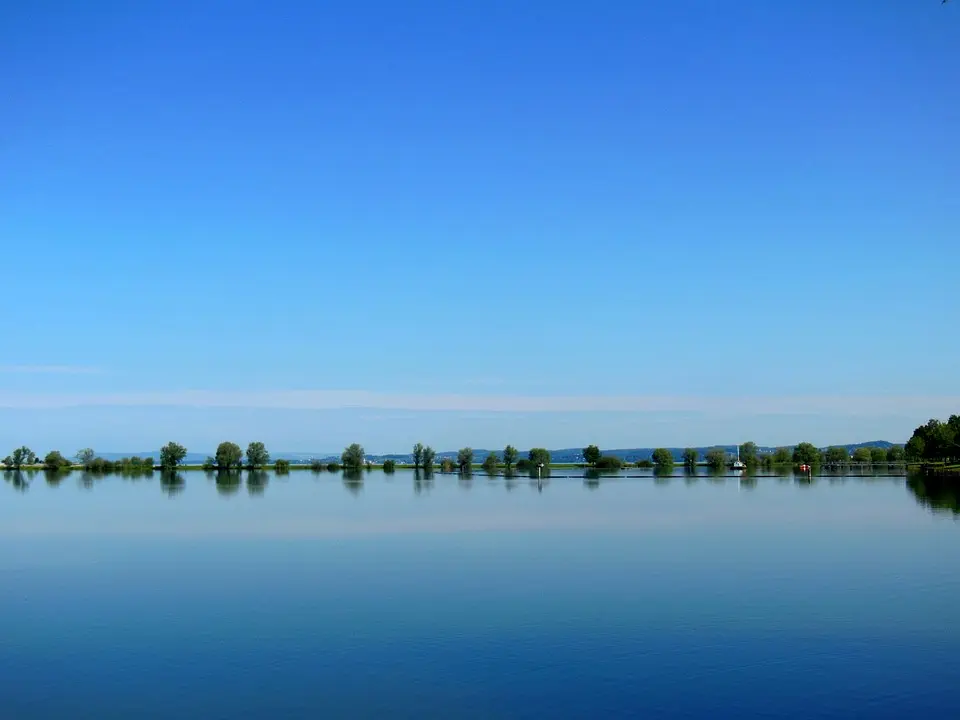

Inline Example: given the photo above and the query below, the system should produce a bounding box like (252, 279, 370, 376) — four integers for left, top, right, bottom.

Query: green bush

(595, 456, 623, 470)
(310, 460, 325, 472)
(382, 459, 396, 473)
(326, 462, 341, 472)
(274, 459, 290, 474)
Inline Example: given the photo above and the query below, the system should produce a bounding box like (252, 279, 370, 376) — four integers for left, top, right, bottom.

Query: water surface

(2, 469, 957, 719)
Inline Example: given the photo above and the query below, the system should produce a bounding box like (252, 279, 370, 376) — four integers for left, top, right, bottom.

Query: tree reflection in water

(160, 472, 185, 497)
(343, 469, 364, 496)
(247, 470, 269, 496)
(908, 473, 960, 516)
(216, 471, 242, 496)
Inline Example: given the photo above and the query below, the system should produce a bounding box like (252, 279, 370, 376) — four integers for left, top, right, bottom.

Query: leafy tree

(583, 445, 601, 466)
(825, 446, 849, 464)
(705, 448, 727, 469)
(326, 462, 341, 472)
(159, 442, 187, 470)
(887, 446, 906, 463)
(635, 459, 653, 468)
(1, 456, 11, 469)
(905, 435, 925, 461)
(274, 459, 290, 474)
(739, 441, 759, 467)
(9, 446, 37, 470)
(440, 457, 456, 472)
(43, 450, 71, 471)
(792, 442, 820, 465)
(772, 447, 792, 464)
(596, 455, 623, 470)
(412, 443, 424, 469)
(457, 447, 474, 473)
(482, 453, 498, 473)
(870, 447, 888, 463)
(341, 443, 365, 470)
(682, 448, 698, 468)
(652, 448, 674, 467)
(852, 447, 873, 463)
(215, 441, 243, 470)
(503, 445, 518, 470)
(905, 417, 958, 462)
(76, 448, 95, 467)
(202, 457, 216, 471)
(382, 459, 396, 473)
(422, 446, 436, 471)
(528, 448, 551, 467)
(246, 441, 269, 469)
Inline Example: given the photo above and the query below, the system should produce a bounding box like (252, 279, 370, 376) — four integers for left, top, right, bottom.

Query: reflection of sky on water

(1, 469, 959, 719)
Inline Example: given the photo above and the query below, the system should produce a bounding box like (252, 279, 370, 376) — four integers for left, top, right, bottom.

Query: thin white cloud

(0, 388, 956, 416)
(0, 365, 101, 375)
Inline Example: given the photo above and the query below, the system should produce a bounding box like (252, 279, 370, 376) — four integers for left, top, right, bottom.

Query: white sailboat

(732, 445, 746, 472)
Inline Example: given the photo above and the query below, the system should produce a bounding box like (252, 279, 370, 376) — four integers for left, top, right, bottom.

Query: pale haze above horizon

(2, 2, 957, 454)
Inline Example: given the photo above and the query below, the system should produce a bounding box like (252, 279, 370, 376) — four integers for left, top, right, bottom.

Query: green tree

(482, 453, 498, 474)
(651, 448, 674, 467)
(341, 443, 365, 470)
(412, 443, 424, 469)
(9, 446, 37, 470)
(905, 417, 959, 463)
(905, 435, 925, 461)
(825, 446, 849, 464)
(528, 448, 551, 467)
(583, 445, 601, 466)
(887, 446, 906, 463)
(870, 447, 888, 463)
(792, 442, 820, 465)
(457, 447, 474, 473)
(215, 441, 243, 470)
(382, 459, 396, 473)
(422, 446, 436, 471)
(245, 441, 269, 469)
(682, 448, 698, 468)
(772, 447, 792, 464)
(503, 445, 518, 470)
(159, 442, 187, 471)
(852, 447, 873, 464)
(274, 458, 290, 474)
(43, 450, 71, 471)
(76, 448, 95, 468)
(595, 455, 623, 470)
(440, 457, 455, 472)
(739, 441, 759, 467)
(706, 448, 727, 469)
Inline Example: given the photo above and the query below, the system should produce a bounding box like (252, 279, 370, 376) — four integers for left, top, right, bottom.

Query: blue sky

(1, 1, 957, 453)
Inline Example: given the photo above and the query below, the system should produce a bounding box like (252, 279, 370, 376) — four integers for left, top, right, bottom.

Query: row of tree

(410, 443, 552, 474)
(580, 442, 907, 470)
(904, 416, 960, 464)
(201, 441, 270, 471)
(4, 435, 923, 477)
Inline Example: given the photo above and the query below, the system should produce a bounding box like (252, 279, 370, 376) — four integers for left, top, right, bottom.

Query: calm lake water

(2, 468, 958, 719)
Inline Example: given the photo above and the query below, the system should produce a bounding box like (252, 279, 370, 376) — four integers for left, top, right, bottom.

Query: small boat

(732, 446, 746, 471)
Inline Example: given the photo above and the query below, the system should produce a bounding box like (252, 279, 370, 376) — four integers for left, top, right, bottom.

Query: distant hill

(92, 441, 899, 465)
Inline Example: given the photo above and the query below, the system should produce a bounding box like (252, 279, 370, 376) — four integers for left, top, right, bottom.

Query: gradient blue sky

(2, 1, 957, 454)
